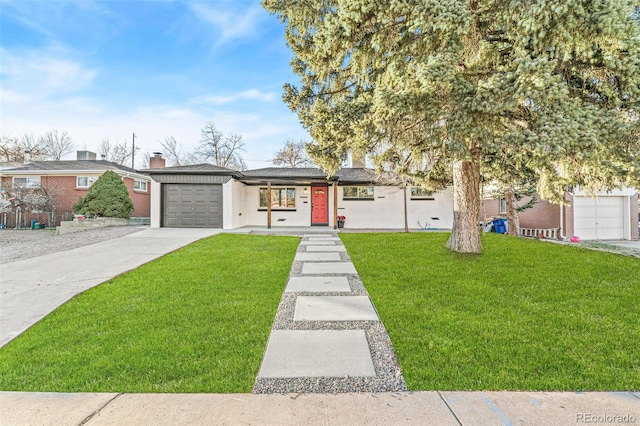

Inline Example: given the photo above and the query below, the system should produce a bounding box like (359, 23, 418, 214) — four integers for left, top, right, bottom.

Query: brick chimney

(149, 152, 166, 169)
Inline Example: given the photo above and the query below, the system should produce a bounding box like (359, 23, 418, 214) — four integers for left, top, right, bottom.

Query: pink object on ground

(570, 236, 580, 243)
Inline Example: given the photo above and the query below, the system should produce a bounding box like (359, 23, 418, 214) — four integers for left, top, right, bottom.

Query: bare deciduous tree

(40, 130, 74, 160)
(140, 151, 151, 169)
(196, 122, 246, 170)
(0, 133, 47, 162)
(97, 138, 113, 160)
(272, 139, 314, 168)
(112, 142, 133, 165)
(0, 136, 21, 162)
(98, 137, 132, 165)
(160, 136, 184, 166)
(1, 181, 63, 228)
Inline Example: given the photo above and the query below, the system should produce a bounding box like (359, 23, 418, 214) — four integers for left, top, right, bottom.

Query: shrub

(73, 170, 133, 218)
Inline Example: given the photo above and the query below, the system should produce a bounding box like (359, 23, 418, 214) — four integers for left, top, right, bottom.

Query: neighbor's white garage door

(573, 196, 624, 240)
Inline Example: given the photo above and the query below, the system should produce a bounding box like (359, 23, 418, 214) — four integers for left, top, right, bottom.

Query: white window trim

(76, 176, 91, 189)
(259, 187, 296, 210)
(343, 186, 374, 200)
(133, 180, 148, 192)
(410, 187, 435, 200)
(499, 198, 507, 214)
(13, 176, 41, 188)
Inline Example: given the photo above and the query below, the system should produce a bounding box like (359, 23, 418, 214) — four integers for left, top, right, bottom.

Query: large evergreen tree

(263, 0, 640, 253)
(73, 170, 134, 218)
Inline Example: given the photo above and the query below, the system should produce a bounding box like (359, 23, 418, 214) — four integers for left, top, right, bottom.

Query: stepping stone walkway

(253, 234, 407, 393)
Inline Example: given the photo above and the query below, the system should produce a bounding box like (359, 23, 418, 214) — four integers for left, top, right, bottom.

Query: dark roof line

(238, 167, 379, 184)
(140, 163, 242, 176)
(140, 164, 384, 184)
(2, 160, 140, 173)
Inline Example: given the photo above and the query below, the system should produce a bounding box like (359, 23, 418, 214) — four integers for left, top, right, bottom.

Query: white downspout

(560, 202, 566, 240)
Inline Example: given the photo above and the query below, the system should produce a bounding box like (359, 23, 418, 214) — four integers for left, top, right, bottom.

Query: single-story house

(0, 151, 152, 227)
(142, 155, 454, 230)
(144, 154, 638, 240)
(483, 187, 639, 241)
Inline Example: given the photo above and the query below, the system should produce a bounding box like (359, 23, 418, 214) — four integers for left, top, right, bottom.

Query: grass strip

(0, 234, 299, 393)
(341, 232, 640, 391)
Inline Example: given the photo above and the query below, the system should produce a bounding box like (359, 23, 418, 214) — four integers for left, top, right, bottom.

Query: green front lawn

(341, 233, 640, 391)
(0, 234, 299, 393)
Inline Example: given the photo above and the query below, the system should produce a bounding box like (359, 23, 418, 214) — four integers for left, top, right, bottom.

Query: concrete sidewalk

(2, 391, 638, 425)
(0, 228, 222, 347)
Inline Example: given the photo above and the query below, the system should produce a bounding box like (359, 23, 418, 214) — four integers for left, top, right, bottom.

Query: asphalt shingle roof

(241, 168, 330, 179)
(239, 167, 377, 183)
(336, 168, 379, 183)
(141, 163, 239, 175)
(3, 160, 138, 173)
(138, 163, 388, 184)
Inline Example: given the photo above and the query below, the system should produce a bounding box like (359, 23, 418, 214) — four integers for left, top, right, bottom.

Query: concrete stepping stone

(294, 252, 342, 262)
(301, 262, 357, 274)
(306, 237, 341, 241)
(299, 241, 337, 245)
(258, 330, 376, 378)
(306, 246, 346, 252)
(294, 296, 379, 321)
(285, 276, 351, 293)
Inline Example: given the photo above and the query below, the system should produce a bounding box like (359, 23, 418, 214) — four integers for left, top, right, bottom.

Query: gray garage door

(163, 184, 223, 228)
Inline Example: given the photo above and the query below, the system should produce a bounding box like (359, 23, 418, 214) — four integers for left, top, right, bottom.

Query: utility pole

(132, 133, 136, 168)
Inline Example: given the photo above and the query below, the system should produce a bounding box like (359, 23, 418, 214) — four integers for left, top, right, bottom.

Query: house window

(77, 176, 92, 188)
(410, 187, 435, 200)
(259, 187, 296, 209)
(499, 198, 507, 213)
(13, 177, 41, 188)
(134, 180, 147, 192)
(343, 186, 374, 200)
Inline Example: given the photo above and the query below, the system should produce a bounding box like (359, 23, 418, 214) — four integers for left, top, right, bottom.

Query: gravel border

(0, 226, 145, 264)
(253, 234, 408, 394)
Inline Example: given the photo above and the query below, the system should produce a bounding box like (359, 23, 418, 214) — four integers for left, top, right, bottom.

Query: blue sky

(0, 0, 308, 168)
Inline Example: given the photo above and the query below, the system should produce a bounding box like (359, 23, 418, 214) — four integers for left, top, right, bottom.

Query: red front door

(311, 186, 328, 225)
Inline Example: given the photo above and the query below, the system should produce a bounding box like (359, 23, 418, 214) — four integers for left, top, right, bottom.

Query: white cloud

(0, 1, 57, 39)
(194, 89, 277, 105)
(0, 2, 309, 169)
(0, 89, 30, 104)
(188, 2, 265, 44)
(1, 96, 309, 169)
(0, 47, 98, 99)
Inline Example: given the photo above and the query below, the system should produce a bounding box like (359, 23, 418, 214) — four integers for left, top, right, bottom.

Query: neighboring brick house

(0, 151, 151, 228)
(483, 188, 639, 241)
(483, 195, 562, 234)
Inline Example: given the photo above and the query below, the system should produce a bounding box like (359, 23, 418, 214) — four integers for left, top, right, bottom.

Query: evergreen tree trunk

(447, 148, 482, 253)
(505, 186, 519, 236)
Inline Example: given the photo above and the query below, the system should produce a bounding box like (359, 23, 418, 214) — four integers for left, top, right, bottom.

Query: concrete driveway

(605, 240, 640, 250)
(0, 228, 222, 348)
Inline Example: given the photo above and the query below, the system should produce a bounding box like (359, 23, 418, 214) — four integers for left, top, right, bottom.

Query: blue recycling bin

(493, 218, 507, 234)
(31, 220, 38, 230)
